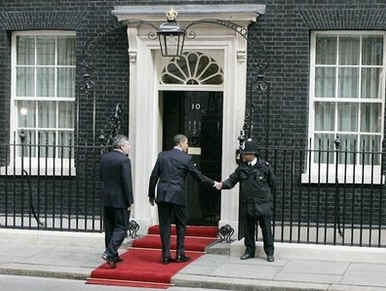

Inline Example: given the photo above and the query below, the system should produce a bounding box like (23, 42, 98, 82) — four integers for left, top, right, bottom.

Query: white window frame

(0, 30, 76, 176)
(302, 31, 386, 184)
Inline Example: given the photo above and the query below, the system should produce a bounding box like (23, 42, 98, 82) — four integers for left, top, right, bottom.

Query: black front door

(161, 91, 223, 226)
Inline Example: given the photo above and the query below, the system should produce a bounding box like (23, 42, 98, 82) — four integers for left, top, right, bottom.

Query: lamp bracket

(184, 19, 248, 40)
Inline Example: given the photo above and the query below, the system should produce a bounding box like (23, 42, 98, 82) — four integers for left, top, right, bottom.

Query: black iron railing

(0, 138, 103, 232)
(254, 139, 386, 248)
(1, 138, 386, 247)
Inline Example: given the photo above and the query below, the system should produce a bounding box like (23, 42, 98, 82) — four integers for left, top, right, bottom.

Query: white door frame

(115, 6, 264, 236)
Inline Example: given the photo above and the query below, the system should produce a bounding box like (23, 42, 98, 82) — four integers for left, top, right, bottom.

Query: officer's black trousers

(104, 207, 129, 259)
(157, 202, 187, 259)
(244, 213, 274, 256)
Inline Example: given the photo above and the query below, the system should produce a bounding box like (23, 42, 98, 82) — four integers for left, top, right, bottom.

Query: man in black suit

(148, 134, 217, 264)
(100, 135, 133, 268)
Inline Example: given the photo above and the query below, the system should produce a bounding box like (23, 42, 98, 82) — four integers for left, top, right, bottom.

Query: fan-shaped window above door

(160, 51, 224, 85)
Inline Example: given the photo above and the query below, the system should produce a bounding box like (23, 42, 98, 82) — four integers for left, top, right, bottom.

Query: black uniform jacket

(222, 158, 276, 239)
(100, 150, 134, 208)
(148, 148, 214, 206)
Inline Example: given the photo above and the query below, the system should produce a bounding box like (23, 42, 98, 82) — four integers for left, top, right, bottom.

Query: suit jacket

(100, 150, 134, 208)
(148, 148, 214, 206)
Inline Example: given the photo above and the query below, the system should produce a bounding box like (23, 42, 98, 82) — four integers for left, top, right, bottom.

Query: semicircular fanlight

(160, 51, 224, 85)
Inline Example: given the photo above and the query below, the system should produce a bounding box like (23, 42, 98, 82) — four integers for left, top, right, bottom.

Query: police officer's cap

(242, 139, 257, 155)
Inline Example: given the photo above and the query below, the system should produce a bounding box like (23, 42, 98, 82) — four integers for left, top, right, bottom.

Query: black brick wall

(246, 0, 386, 231)
(1, 0, 386, 232)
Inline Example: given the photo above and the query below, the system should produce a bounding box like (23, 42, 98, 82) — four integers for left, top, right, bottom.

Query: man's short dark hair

(174, 134, 187, 146)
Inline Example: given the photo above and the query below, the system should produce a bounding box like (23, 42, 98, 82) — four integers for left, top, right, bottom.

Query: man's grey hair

(174, 134, 187, 146)
(112, 135, 130, 149)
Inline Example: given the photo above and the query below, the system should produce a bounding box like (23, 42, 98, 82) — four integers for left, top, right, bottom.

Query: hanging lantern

(157, 8, 185, 57)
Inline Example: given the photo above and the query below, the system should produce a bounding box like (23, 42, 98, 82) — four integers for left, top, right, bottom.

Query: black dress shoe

(107, 260, 116, 268)
(101, 253, 117, 268)
(114, 256, 123, 263)
(240, 252, 254, 260)
(176, 255, 190, 263)
(162, 257, 175, 264)
(267, 255, 275, 262)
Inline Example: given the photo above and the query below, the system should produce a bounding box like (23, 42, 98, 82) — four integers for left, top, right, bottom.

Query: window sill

(0, 166, 76, 176)
(301, 173, 385, 185)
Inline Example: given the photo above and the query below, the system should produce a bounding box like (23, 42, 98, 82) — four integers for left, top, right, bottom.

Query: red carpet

(87, 225, 218, 288)
(133, 234, 216, 251)
(148, 225, 218, 237)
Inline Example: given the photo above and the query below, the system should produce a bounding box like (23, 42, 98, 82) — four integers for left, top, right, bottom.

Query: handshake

(213, 181, 223, 191)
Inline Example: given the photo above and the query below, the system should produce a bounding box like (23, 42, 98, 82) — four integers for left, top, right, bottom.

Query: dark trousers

(244, 213, 274, 256)
(157, 202, 187, 259)
(103, 207, 129, 259)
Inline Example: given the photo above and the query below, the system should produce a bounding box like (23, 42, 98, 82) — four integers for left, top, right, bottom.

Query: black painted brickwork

(247, 0, 386, 230)
(1, 0, 386, 231)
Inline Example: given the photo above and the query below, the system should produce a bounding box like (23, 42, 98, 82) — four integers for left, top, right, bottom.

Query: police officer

(217, 139, 276, 262)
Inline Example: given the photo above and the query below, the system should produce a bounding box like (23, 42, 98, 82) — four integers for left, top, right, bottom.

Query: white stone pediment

(112, 4, 265, 23)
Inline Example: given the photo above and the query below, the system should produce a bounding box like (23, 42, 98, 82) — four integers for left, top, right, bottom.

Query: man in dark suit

(148, 134, 217, 264)
(100, 135, 133, 268)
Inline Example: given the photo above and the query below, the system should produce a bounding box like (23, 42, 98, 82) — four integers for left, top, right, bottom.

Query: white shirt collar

(249, 158, 257, 166)
(174, 146, 183, 151)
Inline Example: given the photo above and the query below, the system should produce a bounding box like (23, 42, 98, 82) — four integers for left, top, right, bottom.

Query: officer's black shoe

(161, 257, 175, 264)
(176, 255, 190, 263)
(267, 255, 275, 262)
(240, 252, 254, 260)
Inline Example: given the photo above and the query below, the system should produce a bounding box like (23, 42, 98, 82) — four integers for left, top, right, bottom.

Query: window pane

(58, 131, 74, 159)
(362, 36, 383, 66)
(16, 67, 34, 97)
(315, 102, 335, 131)
(361, 68, 383, 99)
(360, 103, 381, 133)
(58, 102, 74, 128)
(38, 101, 56, 128)
(337, 134, 357, 165)
(161, 74, 183, 84)
(37, 68, 55, 97)
(57, 37, 76, 66)
(316, 36, 337, 65)
(17, 101, 35, 128)
(57, 68, 75, 97)
(36, 36, 55, 65)
(337, 103, 358, 132)
(360, 135, 381, 165)
(38, 131, 56, 158)
(17, 36, 35, 65)
(338, 68, 359, 98)
(164, 34, 179, 56)
(196, 55, 210, 76)
(339, 37, 360, 65)
(315, 67, 336, 97)
(17, 130, 36, 158)
(314, 133, 335, 164)
(203, 74, 223, 85)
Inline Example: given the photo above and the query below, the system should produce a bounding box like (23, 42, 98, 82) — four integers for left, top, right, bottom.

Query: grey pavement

(2, 229, 386, 290)
(173, 254, 386, 290)
(0, 228, 110, 280)
(0, 275, 225, 291)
